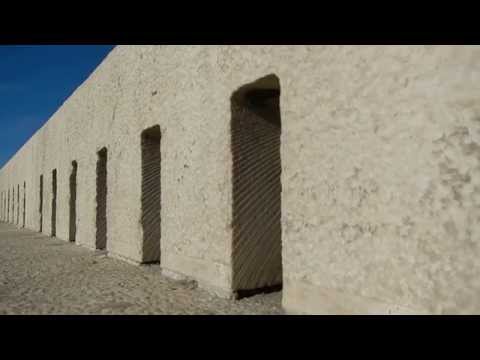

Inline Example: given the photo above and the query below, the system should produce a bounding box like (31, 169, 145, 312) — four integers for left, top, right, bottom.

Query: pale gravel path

(0, 223, 283, 315)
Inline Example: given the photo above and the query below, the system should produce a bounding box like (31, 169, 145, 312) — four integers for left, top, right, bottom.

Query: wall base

(107, 251, 144, 266)
(283, 279, 429, 315)
(162, 266, 233, 300)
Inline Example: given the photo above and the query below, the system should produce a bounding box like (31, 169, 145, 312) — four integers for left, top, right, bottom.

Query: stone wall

(1, 45, 480, 314)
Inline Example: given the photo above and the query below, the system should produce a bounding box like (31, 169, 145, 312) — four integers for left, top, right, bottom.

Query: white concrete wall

(280, 46, 480, 314)
(1, 45, 480, 313)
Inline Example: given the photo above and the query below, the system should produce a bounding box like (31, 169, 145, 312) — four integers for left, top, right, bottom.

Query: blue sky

(0, 45, 115, 169)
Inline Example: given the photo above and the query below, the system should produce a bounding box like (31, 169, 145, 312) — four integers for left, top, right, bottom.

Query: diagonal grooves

(141, 125, 161, 263)
(231, 74, 282, 294)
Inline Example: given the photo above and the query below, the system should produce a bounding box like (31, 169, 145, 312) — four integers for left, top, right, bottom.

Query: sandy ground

(0, 223, 283, 315)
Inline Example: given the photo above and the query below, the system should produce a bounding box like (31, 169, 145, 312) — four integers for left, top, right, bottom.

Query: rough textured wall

(1, 45, 480, 313)
(0, 46, 239, 297)
(281, 46, 480, 314)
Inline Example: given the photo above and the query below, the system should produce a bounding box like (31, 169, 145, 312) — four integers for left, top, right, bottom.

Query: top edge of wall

(0, 45, 120, 175)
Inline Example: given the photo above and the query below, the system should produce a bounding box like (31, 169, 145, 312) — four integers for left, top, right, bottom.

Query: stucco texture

(1, 45, 480, 314)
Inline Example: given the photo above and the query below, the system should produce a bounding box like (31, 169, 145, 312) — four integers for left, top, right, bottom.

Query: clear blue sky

(0, 45, 115, 169)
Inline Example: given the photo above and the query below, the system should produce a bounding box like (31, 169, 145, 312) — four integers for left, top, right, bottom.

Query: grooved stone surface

(231, 79, 282, 292)
(0, 223, 281, 315)
(95, 149, 107, 250)
(141, 127, 161, 263)
(69, 162, 77, 242)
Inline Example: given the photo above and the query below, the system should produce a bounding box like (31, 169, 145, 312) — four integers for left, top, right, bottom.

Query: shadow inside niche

(230, 74, 283, 297)
(235, 284, 283, 300)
